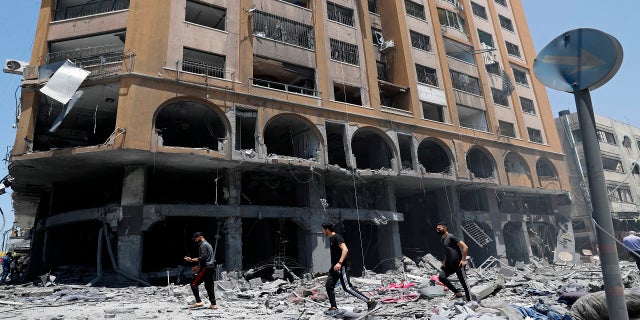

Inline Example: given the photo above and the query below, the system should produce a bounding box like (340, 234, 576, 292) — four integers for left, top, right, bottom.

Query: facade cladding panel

(8, 0, 571, 282)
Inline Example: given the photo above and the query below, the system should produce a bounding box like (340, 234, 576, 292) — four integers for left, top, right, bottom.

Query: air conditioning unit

(379, 40, 395, 53)
(4, 59, 29, 75)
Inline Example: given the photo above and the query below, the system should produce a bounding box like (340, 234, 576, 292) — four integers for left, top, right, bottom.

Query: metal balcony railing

(250, 78, 318, 97)
(46, 45, 133, 78)
(181, 60, 228, 79)
(56, 0, 130, 21)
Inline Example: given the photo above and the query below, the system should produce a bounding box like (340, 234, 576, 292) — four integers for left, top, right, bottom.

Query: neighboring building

(7, 0, 570, 281)
(556, 111, 640, 255)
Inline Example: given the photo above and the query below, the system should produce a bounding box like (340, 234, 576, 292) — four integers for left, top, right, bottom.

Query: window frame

(416, 64, 438, 86)
(329, 38, 360, 65)
(410, 30, 431, 52)
(527, 127, 544, 144)
(498, 120, 516, 138)
(405, 0, 426, 20)
(512, 68, 529, 86)
(327, 2, 355, 27)
(498, 15, 514, 32)
(471, 2, 488, 19)
(519, 97, 536, 115)
(505, 41, 521, 58)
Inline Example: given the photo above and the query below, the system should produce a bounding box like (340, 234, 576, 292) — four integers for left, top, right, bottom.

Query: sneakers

(367, 300, 378, 311)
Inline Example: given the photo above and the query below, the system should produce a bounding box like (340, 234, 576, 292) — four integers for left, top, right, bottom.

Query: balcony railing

(55, 0, 130, 21)
(181, 60, 228, 79)
(46, 45, 132, 78)
(250, 78, 318, 97)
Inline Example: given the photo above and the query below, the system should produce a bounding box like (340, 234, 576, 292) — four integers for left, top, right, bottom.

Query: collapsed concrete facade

(8, 0, 571, 282)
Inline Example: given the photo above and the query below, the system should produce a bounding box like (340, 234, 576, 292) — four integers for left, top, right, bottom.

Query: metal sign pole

(575, 89, 628, 319)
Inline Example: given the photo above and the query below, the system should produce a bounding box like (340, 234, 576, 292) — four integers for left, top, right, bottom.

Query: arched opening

(536, 158, 557, 178)
(467, 147, 494, 178)
(155, 100, 227, 150)
(417, 139, 451, 174)
(505, 152, 532, 187)
(502, 221, 529, 266)
(263, 114, 321, 160)
(351, 128, 394, 170)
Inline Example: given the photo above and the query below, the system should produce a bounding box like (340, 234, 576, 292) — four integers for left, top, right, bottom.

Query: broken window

(623, 136, 632, 148)
(438, 8, 465, 33)
(491, 88, 509, 107)
(602, 157, 623, 173)
(512, 68, 528, 86)
(416, 64, 438, 86)
(182, 48, 226, 78)
(327, 2, 354, 26)
(252, 11, 314, 49)
(471, 2, 487, 19)
(376, 61, 388, 81)
(417, 140, 451, 173)
(458, 104, 488, 132)
(155, 100, 226, 150)
(48, 31, 126, 78)
(333, 82, 362, 105)
(520, 97, 536, 114)
(54, 0, 130, 21)
(536, 158, 557, 178)
(372, 28, 384, 46)
(467, 147, 494, 178)
(326, 122, 348, 167)
(450, 70, 481, 95)
(185, 0, 226, 30)
(527, 127, 543, 144)
(498, 15, 514, 32)
(505, 41, 521, 58)
(351, 128, 393, 170)
(499, 120, 516, 138)
(330, 39, 359, 65)
(263, 115, 320, 160)
(398, 134, 414, 170)
(596, 129, 616, 145)
(252, 56, 317, 96)
(422, 102, 446, 123)
(405, 0, 426, 20)
(235, 108, 257, 150)
(477, 29, 494, 48)
(459, 189, 488, 211)
(410, 30, 431, 51)
(486, 61, 500, 76)
(443, 38, 475, 64)
(523, 196, 552, 214)
(368, 0, 378, 13)
(505, 152, 528, 174)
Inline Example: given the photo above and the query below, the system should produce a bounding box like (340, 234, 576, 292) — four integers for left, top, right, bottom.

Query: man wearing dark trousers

(436, 222, 471, 301)
(184, 232, 218, 309)
(322, 222, 377, 314)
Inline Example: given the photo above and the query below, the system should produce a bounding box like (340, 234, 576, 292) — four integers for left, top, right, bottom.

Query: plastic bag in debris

(571, 289, 640, 320)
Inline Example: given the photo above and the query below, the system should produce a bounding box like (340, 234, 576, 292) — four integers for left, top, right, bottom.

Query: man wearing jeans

(437, 222, 471, 301)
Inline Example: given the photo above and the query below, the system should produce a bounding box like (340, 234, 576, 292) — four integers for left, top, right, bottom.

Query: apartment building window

(636, 138, 640, 151)
(185, 1, 226, 31)
(596, 129, 616, 144)
(499, 121, 516, 138)
(602, 157, 623, 173)
(608, 186, 633, 203)
(182, 48, 226, 78)
(443, 38, 474, 64)
(372, 28, 384, 46)
(327, 2, 354, 26)
(513, 69, 528, 86)
(281, 0, 310, 9)
(416, 64, 438, 86)
(527, 127, 543, 143)
(376, 61, 388, 81)
(410, 30, 431, 51)
(491, 88, 509, 107)
(486, 62, 500, 75)
(520, 97, 536, 114)
(330, 39, 359, 65)
(471, 2, 487, 19)
(505, 41, 521, 58)
(495, 0, 508, 7)
(458, 105, 488, 131)
(450, 70, 481, 95)
(54, 0, 130, 20)
(253, 11, 315, 49)
(478, 29, 494, 48)
(498, 15, 514, 32)
(333, 82, 362, 105)
(405, 0, 426, 20)
(438, 8, 465, 33)
(368, 0, 378, 13)
(422, 102, 446, 122)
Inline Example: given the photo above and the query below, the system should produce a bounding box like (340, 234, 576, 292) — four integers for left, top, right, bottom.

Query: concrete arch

(536, 157, 558, 178)
(262, 113, 324, 160)
(504, 152, 533, 187)
(351, 126, 397, 170)
(417, 138, 453, 174)
(153, 98, 230, 151)
(466, 146, 496, 179)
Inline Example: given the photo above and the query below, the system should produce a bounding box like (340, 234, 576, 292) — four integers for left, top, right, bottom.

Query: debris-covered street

(2, 255, 639, 319)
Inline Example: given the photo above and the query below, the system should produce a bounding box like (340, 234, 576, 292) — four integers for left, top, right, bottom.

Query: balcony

(47, 44, 128, 78)
(54, 0, 130, 21)
(252, 56, 318, 97)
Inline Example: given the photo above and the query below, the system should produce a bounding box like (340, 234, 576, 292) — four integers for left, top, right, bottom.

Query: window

(416, 64, 438, 86)
(608, 186, 633, 203)
(486, 62, 500, 75)
(471, 2, 487, 19)
(458, 105, 488, 131)
(505, 41, 521, 58)
(327, 2, 354, 26)
(450, 70, 481, 95)
(512, 69, 528, 86)
(333, 82, 362, 105)
(281, 0, 310, 9)
(499, 121, 516, 138)
(527, 127, 543, 143)
(410, 30, 431, 51)
(330, 39, 359, 65)
(443, 38, 474, 64)
(422, 102, 446, 122)
(372, 28, 383, 46)
(54, 0, 130, 20)
(498, 15, 514, 32)
(405, 0, 426, 20)
(596, 129, 616, 144)
(376, 61, 387, 81)
(182, 48, 225, 78)
(520, 97, 536, 114)
(368, 0, 378, 13)
(491, 88, 509, 107)
(478, 29, 494, 48)
(438, 8, 465, 33)
(495, 0, 508, 7)
(185, 1, 226, 31)
(602, 157, 623, 173)
(253, 11, 315, 49)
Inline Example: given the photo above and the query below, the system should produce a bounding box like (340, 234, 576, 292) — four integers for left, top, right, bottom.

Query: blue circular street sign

(533, 28, 623, 92)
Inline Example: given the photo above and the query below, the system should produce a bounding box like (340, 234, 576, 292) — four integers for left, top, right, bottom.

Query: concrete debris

(2, 256, 640, 319)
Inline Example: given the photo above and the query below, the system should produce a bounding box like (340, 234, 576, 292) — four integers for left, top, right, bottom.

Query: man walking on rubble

(184, 232, 218, 309)
(0, 252, 11, 284)
(436, 222, 471, 301)
(623, 230, 640, 271)
(322, 222, 377, 314)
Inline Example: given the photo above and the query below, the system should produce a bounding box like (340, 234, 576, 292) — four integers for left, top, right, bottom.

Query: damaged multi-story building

(7, 0, 572, 282)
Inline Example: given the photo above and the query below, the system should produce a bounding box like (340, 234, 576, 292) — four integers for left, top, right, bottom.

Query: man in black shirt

(436, 222, 471, 301)
(322, 222, 377, 313)
(184, 232, 218, 309)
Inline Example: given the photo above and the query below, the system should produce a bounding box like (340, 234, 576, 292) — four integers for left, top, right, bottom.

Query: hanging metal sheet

(39, 60, 90, 104)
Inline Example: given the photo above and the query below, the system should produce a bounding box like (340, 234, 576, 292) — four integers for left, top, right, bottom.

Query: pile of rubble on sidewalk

(2, 254, 640, 319)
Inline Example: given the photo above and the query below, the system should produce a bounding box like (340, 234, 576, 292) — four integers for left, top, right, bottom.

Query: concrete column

(224, 217, 242, 271)
(484, 189, 506, 257)
(376, 181, 403, 271)
(296, 173, 330, 273)
(117, 165, 146, 279)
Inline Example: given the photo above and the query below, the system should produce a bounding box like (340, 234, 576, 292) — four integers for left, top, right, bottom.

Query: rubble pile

(1, 255, 640, 319)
